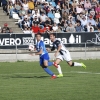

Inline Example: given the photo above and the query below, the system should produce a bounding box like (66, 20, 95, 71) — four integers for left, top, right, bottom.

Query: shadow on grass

(2, 75, 74, 79)
(2, 75, 50, 79)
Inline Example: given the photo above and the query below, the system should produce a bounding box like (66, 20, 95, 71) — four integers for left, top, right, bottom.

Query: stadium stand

(0, 0, 100, 33)
(0, 7, 22, 33)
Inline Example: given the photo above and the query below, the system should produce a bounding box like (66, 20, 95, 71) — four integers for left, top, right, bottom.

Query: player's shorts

(56, 50, 72, 62)
(40, 53, 50, 66)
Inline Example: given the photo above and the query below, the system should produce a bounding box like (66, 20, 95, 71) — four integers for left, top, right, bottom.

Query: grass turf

(0, 59, 100, 100)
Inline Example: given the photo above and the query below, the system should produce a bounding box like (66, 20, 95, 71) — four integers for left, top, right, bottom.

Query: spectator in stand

(75, 21, 83, 32)
(28, 0, 34, 13)
(90, 27, 94, 32)
(62, 11, 68, 20)
(38, 25, 45, 34)
(2, 0, 8, 15)
(80, 16, 88, 27)
(66, 23, 76, 32)
(32, 16, 39, 25)
(56, 24, 62, 32)
(9, 2, 21, 18)
(33, 9, 40, 17)
(52, 23, 58, 32)
(76, 4, 84, 14)
(21, 15, 30, 29)
(95, 4, 100, 14)
(84, 0, 91, 10)
(87, 22, 94, 32)
(22, 0, 29, 12)
(91, 0, 98, 8)
(40, 12, 48, 26)
(2, 23, 10, 33)
(23, 27, 33, 34)
(87, 16, 96, 27)
(32, 23, 39, 34)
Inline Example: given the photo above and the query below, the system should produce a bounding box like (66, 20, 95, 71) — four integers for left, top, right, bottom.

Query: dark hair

(36, 33, 42, 37)
(49, 33, 56, 37)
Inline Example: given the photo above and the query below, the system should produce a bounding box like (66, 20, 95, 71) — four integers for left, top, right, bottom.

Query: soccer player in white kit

(48, 33, 86, 77)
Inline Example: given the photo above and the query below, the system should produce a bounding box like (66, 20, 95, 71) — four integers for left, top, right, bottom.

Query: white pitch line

(0, 71, 100, 76)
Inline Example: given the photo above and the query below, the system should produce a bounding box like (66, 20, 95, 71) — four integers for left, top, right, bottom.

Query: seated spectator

(90, 8, 95, 17)
(62, 11, 68, 20)
(91, 0, 97, 8)
(28, 0, 34, 13)
(87, 22, 94, 32)
(90, 27, 94, 32)
(87, 16, 96, 27)
(56, 24, 62, 32)
(52, 23, 58, 32)
(9, 2, 21, 18)
(32, 23, 39, 34)
(45, 17, 54, 28)
(21, 15, 30, 29)
(76, 4, 84, 14)
(96, 12, 100, 20)
(40, 12, 48, 25)
(62, 5, 69, 14)
(23, 27, 33, 34)
(84, 0, 91, 10)
(95, 4, 100, 14)
(18, 7, 26, 19)
(33, 9, 40, 19)
(75, 21, 83, 32)
(66, 23, 76, 32)
(22, 0, 29, 12)
(80, 16, 88, 27)
(32, 16, 39, 25)
(1, 23, 10, 33)
(2, 0, 8, 14)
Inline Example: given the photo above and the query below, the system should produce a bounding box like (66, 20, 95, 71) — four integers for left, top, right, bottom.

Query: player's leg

(63, 50, 86, 69)
(54, 58, 63, 77)
(67, 60, 86, 69)
(41, 54, 56, 79)
(43, 60, 56, 79)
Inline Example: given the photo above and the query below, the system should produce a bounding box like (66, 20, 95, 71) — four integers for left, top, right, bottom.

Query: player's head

(49, 33, 56, 42)
(36, 33, 42, 41)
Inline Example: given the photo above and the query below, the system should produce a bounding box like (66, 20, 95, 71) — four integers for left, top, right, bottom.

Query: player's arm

(35, 49, 42, 55)
(54, 40, 62, 57)
(46, 46, 55, 52)
(35, 42, 43, 55)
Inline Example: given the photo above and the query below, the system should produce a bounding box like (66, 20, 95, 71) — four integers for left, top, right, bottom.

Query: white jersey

(51, 39, 72, 62)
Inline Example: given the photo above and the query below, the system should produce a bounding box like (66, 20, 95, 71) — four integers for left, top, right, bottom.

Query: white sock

(57, 64, 63, 74)
(74, 62, 82, 67)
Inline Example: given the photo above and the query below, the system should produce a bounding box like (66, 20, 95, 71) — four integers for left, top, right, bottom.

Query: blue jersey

(36, 40, 48, 57)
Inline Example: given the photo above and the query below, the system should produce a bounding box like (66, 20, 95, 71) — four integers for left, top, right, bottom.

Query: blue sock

(44, 68, 54, 76)
(48, 62, 53, 66)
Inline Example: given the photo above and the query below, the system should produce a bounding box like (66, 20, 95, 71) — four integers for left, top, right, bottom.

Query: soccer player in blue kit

(33, 33, 58, 79)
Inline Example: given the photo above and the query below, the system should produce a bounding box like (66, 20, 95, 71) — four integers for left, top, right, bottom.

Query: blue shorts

(40, 53, 50, 66)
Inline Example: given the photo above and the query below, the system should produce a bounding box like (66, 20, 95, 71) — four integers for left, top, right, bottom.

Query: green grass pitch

(0, 59, 100, 100)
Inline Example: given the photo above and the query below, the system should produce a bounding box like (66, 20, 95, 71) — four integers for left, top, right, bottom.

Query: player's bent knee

(70, 62, 74, 67)
(68, 62, 74, 67)
(41, 65, 47, 68)
(44, 63, 48, 67)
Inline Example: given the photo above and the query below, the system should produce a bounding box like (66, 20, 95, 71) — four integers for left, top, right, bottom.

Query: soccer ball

(28, 44, 34, 51)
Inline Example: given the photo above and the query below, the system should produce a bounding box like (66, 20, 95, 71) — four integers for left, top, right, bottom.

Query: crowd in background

(1, 0, 100, 34)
